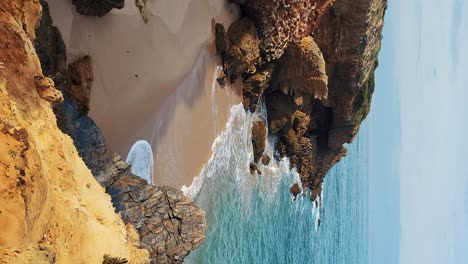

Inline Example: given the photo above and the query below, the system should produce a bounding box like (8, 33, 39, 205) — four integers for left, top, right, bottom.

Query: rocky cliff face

(218, 0, 387, 199)
(33, 1, 206, 263)
(0, 1, 148, 262)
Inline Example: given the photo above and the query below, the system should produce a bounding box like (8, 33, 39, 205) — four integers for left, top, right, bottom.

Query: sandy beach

(48, 0, 240, 188)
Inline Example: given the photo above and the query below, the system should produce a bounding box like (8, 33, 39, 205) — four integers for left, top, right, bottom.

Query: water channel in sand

(48, 0, 241, 188)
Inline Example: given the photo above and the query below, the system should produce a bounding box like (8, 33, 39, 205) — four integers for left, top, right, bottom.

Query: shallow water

(184, 105, 370, 264)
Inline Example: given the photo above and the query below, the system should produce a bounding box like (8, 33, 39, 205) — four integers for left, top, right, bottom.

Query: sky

(372, 0, 468, 263)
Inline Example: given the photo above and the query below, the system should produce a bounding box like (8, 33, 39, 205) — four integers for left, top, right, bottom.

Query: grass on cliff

(102, 255, 128, 264)
(352, 59, 377, 124)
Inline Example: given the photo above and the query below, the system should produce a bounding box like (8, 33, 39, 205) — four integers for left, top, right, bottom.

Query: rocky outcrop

(231, 0, 335, 62)
(106, 164, 206, 263)
(72, 0, 125, 17)
(218, 0, 387, 200)
(33, 2, 206, 262)
(0, 1, 148, 262)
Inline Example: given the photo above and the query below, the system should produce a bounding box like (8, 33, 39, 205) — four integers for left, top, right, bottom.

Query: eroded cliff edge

(0, 1, 148, 262)
(217, 0, 387, 199)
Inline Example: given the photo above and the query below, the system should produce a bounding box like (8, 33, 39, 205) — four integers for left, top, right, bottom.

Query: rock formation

(0, 1, 148, 262)
(33, 1, 207, 263)
(219, 0, 387, 200)
(71, 0, 125, 17)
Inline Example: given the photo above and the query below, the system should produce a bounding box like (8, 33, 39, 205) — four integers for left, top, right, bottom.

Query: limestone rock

(34, 76, 64, 104)
(226, 0, 387, 198)
(242, 65, 273, 112)
(314, 0, 387, 127)
(215, 18, 261, 82)
(272, 36, 328, 99)
(233, 0, 335, 62)
(72, 0, 125, 17)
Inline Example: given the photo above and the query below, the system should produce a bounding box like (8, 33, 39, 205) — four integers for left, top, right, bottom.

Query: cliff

(34, 1, 206, 263)
(0, 1, 148, 262)
(218, 0, 387, 199)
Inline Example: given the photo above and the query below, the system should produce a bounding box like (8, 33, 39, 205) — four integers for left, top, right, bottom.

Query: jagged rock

(232, 0, 335, 62)
(72, 0, 125, 17)
(225, 0, 387, 199)
(251, 119, 267, 163)
(242, 65, 273, 112)
(106, 161, 206, 264)
(265, 91, 297, 134)
(271, 36, 328, 99)
(215, 18, 261, 82)
(34, 76, 64, 104)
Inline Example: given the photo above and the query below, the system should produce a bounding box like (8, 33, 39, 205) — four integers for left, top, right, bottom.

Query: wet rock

(261, 154, 271, 165)
(242, 65, 273, 112)
(265, 91, 297, 134)
(251, 119, 267, 163)
(249, 162, 257, 175)
(216, 70, 227, 87)
(290, 183, 301, 201)
(72, 0, 125, 17)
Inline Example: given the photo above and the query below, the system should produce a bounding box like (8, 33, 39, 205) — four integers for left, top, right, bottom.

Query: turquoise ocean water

(183, 104, 370, 264)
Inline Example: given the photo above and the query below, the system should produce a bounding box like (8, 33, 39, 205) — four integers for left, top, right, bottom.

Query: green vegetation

(102, 254, 128, 264)
(352, 60, 377, 124)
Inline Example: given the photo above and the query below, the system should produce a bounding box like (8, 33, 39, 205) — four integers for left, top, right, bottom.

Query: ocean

(183, 104, 370, 264)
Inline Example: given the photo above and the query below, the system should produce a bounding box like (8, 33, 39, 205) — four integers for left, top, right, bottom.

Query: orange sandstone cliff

(0, 1, 148, 262)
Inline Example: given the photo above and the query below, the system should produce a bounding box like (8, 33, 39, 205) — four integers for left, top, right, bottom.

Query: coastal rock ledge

(220, 0, 387, 200)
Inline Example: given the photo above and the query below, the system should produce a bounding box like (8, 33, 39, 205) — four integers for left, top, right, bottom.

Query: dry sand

(48, 0, 241, 188)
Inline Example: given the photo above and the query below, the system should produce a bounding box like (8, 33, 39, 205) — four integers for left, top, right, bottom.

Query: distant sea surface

(184, 104, 370, 264)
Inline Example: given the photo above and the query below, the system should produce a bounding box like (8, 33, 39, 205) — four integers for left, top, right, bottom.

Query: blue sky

(371, 0, 468, 263)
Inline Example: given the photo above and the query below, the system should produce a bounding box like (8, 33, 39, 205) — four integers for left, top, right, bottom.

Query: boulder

(251, 119, 267, 163)
(72, 0, 125, 17)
